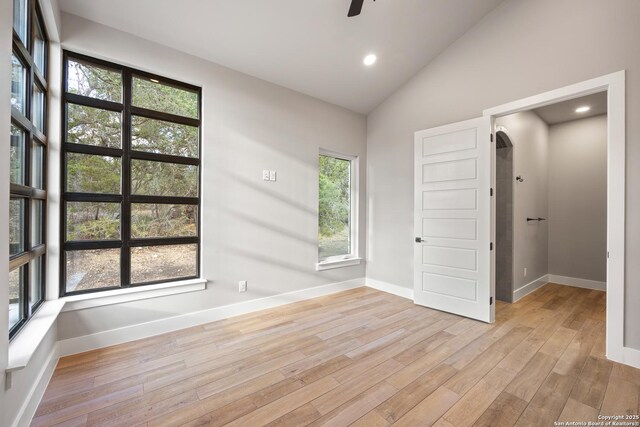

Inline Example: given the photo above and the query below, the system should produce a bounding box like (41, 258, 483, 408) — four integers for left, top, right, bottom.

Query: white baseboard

(547, 274, 606, 291)
(365, 278, 414, 300)
(58, 278, 365, 357)
(513, 275, 549, 302)
(12, 343, 59, 427)
(623, 346, 640, 369)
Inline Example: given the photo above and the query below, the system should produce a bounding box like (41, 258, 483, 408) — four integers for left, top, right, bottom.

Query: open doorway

(413, 72, 625, 363)
(494, 92, 608, 304)
(484, 71, 626, 363)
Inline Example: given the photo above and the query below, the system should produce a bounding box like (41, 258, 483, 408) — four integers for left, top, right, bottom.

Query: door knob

(415, 237, 424, 243)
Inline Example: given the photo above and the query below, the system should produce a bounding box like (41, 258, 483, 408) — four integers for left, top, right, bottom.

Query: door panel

(422, 218, 477, 240)
(423, 246, 477, 271)
(422, 188, 477, 210)
(422, 158, 477, 182)
(414, 117, 494, 323)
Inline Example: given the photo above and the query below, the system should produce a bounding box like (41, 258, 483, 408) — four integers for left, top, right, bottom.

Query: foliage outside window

(318, 151, 357, 262)
(9, 0, 48, 339)
(61, 52, 201, 296)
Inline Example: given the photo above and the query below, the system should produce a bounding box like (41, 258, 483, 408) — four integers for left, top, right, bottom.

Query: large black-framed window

(9, 0, 49, 339)
(61, 51, 201, 296)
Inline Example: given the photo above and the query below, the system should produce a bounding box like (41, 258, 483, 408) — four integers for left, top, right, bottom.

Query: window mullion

(122, 68, 133, 288)
(24, 54, 34, 320)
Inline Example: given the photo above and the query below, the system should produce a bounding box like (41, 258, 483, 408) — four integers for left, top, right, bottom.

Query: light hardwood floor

(33, 284, 640, 426)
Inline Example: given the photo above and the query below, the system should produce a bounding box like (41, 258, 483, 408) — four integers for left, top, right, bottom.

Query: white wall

(1, 1, 63, 425)
(497, 112, 549, 290)
(366, 0, 640, 349)
(1, 0, 12, 420)
(54, 13, 367, 340)
(549, 115, 607, 282)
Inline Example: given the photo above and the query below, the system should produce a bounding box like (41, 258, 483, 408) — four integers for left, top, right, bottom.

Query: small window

(61, 52, 202, 295)
(318, 150, 359, 268)
(66, 59, 122, 102)
(132, 76, 199, 119)
(33, 14, 47, 73)
(11, 54, 26, 114)
(12, 0, 28, 46)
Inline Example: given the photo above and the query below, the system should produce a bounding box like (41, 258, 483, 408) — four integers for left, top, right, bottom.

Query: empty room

(1, 0, 640, 426)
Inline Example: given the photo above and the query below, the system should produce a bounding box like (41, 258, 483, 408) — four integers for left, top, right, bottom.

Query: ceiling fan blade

(348, 0, 365, 17)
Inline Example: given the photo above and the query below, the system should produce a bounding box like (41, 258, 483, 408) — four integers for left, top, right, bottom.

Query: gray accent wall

(495, 146, 513, 302)
(497, 112, 549, 293)
(366, 0, 640, 348)
(549, 115, 607, 282)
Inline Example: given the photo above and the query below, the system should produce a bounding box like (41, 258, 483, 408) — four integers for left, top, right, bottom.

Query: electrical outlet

(239, 280, 247, 293)
(262, 170, 270, 181)
(524, 267, 528, 277)
(269, 170, 277, 181)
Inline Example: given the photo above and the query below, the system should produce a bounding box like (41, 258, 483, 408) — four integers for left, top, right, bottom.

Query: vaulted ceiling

(59, 0, 505, 113)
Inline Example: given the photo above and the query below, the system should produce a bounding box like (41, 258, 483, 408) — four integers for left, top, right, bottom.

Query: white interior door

(414, 117, 494, 323)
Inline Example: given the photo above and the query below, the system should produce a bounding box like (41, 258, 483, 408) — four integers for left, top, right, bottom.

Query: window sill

(7, 300, 65, 372)
(61, 278, 208, 312)
(316, 258, 363, 271)
(6, 279, 207, 374)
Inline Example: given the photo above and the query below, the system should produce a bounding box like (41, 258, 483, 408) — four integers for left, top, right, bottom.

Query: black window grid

(60, 51, 202, 297)
(9, 0, 49, 340)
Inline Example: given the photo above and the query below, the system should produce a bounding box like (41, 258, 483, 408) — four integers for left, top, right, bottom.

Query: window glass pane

(67, 59, 122, 102)
(10, 198, 25, 256)
(133, 77, 198, 119)
(33, 84, 45, 132)
(131, 204, 197, 239)
(131, 160, 198, 197)
(67, 104, 122, 148)
(318, 155, 352, 261)
(66, 249, 121, 293)
(11, 54, 26, 114)
(131, 116, 198, 157)
(131, 244, 197, 284)
(10, 124, 25, 185)
(9, 267, 24, 330)
(66, 153, 121, 194)
(67, 202, 120, 241)
(34, 18, 46, 73)
(31, 200, 44, 246)
(32, 141, 45, 189)
(30, 257, 44, 309)
(12, 0, 27, 46)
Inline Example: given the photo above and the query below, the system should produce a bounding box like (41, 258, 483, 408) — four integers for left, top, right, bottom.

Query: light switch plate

(263, 170, 270, 181)
(270, 170, 277, 181)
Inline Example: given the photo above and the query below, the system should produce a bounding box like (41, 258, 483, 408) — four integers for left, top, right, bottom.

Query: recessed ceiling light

(150, 78, 160, 83)
(363, 54, 377, 66)
(575, 106, 590, 113)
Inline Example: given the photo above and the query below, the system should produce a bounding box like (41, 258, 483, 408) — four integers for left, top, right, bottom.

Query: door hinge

(490, 242, 493, 251)
(490, 133, 494, 142)
(490, 188, 493, 196)
(490, 297, 493, 305)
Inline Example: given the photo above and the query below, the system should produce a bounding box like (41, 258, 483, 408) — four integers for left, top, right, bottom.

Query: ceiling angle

(348, 0, 375, 17)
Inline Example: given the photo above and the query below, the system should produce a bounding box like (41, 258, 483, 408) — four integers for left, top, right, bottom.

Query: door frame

(483, 71, 626, 364)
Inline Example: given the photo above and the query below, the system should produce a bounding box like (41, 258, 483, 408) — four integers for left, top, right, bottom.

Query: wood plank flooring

(33, 284, 639, 426)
